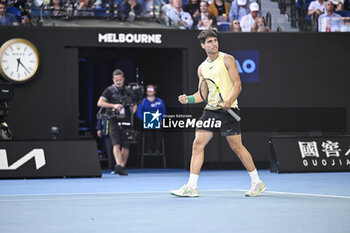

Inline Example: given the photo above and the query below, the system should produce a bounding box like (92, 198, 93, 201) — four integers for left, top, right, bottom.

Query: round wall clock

(0, 38, 40, 84)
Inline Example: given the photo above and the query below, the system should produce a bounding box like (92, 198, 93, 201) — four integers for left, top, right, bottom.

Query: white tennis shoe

(170, 184, 199, 197)
(245, 181, 267, 197)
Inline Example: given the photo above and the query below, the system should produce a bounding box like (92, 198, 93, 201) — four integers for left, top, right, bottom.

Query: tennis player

(171, 29, 266, 197)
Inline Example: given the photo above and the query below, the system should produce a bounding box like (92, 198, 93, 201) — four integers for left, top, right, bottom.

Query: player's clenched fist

(178, 94, 188, 104)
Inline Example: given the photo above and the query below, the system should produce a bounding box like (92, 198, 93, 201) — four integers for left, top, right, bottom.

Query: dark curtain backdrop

(78, 47, 186, 168)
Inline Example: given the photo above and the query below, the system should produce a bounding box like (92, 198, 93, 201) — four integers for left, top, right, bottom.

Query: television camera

(0, 83, 14, 140)
(96, 82, 144, 120)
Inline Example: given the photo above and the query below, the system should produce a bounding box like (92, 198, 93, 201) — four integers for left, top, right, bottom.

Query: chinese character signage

(270, 136, 350, 172)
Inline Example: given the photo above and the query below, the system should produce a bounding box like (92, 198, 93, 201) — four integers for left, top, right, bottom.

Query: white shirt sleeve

(168, 8, 181, 24)
(240, 15, 252, 32)
(308, 1, 316, 10)
(181, 12, 193, 29)
(318, 14, 325, 32)
(168, 9, 193, 29)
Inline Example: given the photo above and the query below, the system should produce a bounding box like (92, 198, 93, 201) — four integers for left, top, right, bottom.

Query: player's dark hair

(113, 69, 124, 77)
(197, 30, 217, 44)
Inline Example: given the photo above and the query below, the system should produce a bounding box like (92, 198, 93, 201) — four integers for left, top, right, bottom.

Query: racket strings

(200, 79, 221, 108)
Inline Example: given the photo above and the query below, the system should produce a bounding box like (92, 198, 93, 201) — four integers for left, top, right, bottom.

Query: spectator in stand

(229, 0, 250, 22)
(193, 0, 217, 29)
(161, 0, 174, 25)
(251, 15, 270, 32)
(308, 0, 326, 16)
(208, 0, 230, 22)
(21, 12, 33, 26)
(167, 0, 193, 29)
(184, 0, 201, 19)
(230, 18, 241, 31)
(240, 1, 259, 31)
(0, 1, 19, 26)
(318, 0, 342, 31)
(75, 0, 94, 16)
(117, 0, 142, 21)
(331, 0, 344, 10)
(46, 0, 66, 17)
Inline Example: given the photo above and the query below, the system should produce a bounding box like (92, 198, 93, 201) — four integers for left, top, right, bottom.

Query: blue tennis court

(1, 169, 350, 233)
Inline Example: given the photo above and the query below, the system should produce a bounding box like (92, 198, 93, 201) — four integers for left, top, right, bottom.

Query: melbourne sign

(98, 33, 162, 44)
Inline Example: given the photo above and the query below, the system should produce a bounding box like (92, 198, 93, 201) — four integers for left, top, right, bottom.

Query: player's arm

(222, 54, 242, 109)
(178, 65, 203, 104)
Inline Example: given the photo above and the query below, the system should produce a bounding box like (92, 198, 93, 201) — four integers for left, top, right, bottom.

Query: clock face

(0, 39, 39, 83)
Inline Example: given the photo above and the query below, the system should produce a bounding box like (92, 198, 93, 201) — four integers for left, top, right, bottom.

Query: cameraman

(97, 69, 137, 175)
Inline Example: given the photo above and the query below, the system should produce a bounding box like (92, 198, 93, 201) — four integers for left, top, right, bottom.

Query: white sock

(248, 169, 261, 184)
(187, 173, 199, 188)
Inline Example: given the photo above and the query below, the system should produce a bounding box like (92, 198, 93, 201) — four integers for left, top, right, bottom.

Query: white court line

(0, 189, 350, 201)
(233, 189, 350, 199)
(0, 195, 172, 202)
(0, 191, 168, 197)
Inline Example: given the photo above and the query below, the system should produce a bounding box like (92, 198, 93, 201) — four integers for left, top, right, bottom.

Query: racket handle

(227, 109, 241, 122)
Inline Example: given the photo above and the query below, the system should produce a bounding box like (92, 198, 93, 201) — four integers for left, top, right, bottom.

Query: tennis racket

(199, 78, 241, 122)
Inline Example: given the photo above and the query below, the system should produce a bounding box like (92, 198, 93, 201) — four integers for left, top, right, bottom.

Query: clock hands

(16, 58, 31, 74)
(16, 58, 20, 72)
